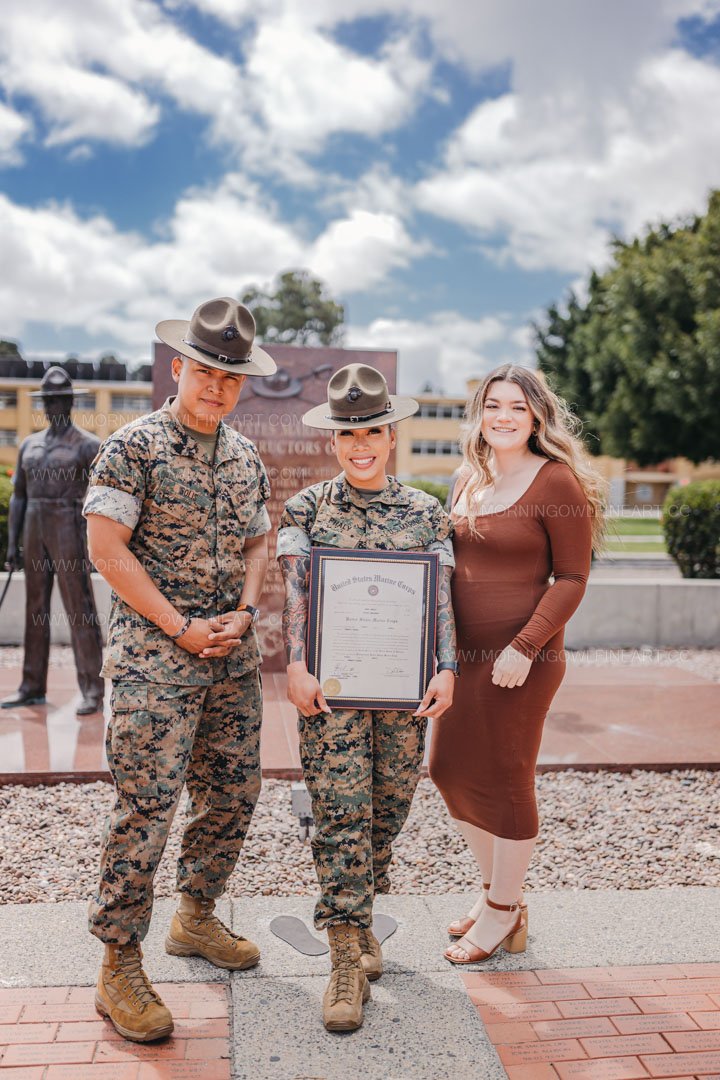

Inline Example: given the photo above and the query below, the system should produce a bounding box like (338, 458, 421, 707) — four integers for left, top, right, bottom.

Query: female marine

(277, 363, 457, 1031)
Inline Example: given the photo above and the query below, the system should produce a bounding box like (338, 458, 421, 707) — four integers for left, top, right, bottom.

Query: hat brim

(155, 319, 277, 377)
(30, 387, 90, 397)
(301, 395, 419, 430)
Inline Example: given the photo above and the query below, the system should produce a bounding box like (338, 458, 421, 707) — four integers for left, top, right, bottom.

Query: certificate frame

(307, 547, 439, 711)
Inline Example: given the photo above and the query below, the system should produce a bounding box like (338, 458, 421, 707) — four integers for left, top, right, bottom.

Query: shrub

(0, 472, 13, 564)
(662, 480, 720, 579)
(405, 478, 450, 506)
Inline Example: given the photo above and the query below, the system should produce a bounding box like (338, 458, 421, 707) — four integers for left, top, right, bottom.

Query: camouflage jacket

(83, 398, 270, 684)
(276, 474, 454, 566)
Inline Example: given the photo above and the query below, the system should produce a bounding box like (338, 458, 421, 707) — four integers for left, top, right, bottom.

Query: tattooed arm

(279, 552, 310, 665)
(278, 554, 331, 717)
(436, 564, 457, 665)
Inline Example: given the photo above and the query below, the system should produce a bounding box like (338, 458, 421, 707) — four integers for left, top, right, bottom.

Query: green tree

(0, 340, 22, 358)
(242, 270, 345, 346)
(0, 471, 13, 562)
(534, 191, 720, 465)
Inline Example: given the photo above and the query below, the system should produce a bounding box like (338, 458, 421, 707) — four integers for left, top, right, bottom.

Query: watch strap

(237, 603, 260, 624)
(436, 661, 460, 676)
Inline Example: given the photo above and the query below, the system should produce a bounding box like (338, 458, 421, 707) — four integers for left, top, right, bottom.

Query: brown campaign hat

(156, 296, 277, 377)
(301, 363, 418, 430)
(29, 365, 89, 397)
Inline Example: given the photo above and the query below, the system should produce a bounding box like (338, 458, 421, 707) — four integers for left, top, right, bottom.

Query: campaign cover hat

(302, 363, 418, 430)
(156, 296, 277, 377)
(29, 366, 89, 397)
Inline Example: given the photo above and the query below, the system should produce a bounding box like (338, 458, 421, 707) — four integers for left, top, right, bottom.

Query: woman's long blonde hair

(459, 364, 608, 551)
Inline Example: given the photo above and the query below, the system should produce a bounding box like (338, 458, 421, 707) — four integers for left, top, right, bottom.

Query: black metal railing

(0, 358, 152, 382)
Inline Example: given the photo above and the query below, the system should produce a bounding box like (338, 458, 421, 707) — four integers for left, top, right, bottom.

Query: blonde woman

(429, 364, 606, 965)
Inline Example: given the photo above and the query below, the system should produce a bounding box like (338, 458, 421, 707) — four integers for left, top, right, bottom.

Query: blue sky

(2, 0, 720, 392)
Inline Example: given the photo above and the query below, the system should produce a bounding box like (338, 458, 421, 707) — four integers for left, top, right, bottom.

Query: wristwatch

(436, 661, 460, 677)
(237, 603, 260, 626)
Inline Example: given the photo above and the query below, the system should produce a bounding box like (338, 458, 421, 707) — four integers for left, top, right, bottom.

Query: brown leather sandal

(448, 886, 528, 939)
(444, 898, 527, 965)
(447, 883, 490, 938)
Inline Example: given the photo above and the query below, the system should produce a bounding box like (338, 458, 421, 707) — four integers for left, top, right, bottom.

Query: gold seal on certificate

(307, 548, 439, 711)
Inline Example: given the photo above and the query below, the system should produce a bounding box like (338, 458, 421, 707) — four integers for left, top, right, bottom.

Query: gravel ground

(1, 771, 718, 904)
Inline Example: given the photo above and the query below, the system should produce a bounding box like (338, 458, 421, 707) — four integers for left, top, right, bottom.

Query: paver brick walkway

(463, 962, 720, 1079)
(0, 983, 230, 1079)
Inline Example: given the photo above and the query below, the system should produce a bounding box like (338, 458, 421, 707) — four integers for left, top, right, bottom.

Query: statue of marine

(2, 366, 104, 715)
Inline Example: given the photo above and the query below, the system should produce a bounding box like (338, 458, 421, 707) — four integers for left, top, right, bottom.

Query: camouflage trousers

(89, 671, 262, 945)
(299, 708, 427, 930)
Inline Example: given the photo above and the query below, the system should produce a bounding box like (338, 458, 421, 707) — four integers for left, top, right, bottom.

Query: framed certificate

(307, 547, 439, 711)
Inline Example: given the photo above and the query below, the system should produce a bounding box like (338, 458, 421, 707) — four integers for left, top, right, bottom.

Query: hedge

(662, 479, 720, 579)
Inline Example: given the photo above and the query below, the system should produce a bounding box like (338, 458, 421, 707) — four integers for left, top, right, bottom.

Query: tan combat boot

(358, 926, 383, 981)
(323, 923, 371, 1033)
(95, 942, 173, 1043)
(165, 895, 260, 970)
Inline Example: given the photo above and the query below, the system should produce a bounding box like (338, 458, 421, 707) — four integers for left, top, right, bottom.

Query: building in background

(395, 383, 720, 510)
(1, 365, 717, 510)
(0, 361, 152, 470)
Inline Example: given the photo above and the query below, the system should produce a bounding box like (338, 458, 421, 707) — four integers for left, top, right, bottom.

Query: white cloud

(416, 48, 720, 273)
(0, 0, 251, 153)
(245, 17, 431, 152)
(310, 210, 428, 294)
(0, 176, 428, 352)
(346, 311, 531, 394)
(0, 99, 31, 164)
(0, 196, 142, 338)
(0, 0, 432, 175)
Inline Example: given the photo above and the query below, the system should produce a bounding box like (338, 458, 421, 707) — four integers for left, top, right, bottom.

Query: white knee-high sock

(454, 819, 494, 920)
(488, 836, 537, 907)
(458, 835, 537, 952)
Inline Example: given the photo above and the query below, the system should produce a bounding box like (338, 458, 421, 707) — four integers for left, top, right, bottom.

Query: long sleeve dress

(428, 458, 592, 839)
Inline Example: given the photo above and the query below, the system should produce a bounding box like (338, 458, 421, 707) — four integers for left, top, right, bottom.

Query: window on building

(110, 393, 150, 412)
(418, 402, 465, 420)
(72, 393, 96, 411)
(411, 439, 460, 456)
(0, 391, 17, 409)
(0, 430, 17, 446)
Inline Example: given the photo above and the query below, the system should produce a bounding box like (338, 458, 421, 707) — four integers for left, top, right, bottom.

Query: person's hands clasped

(199, 610, 253, 658)
(171, 611, 252, 657)
(171, 617, 217, 655)
(286, 661, 332, 717)
(491, 644, 532, 688)
(414, 669, 455, 720)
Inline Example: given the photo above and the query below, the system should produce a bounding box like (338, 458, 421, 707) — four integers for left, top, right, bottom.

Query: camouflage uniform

(277, 473, 454, 929)
(83, 398, 270, 944)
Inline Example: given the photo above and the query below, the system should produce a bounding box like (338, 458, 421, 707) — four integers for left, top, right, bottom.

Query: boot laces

(330, 926, 359, 1004)
(330, 966, 357, 1005)
(194, 904, 245, 948)
(114, 946, 161, 1011)
(358, 927, 375, 954)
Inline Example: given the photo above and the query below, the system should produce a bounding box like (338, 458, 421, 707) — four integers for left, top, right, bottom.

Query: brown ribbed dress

(429, 458, 592, 840)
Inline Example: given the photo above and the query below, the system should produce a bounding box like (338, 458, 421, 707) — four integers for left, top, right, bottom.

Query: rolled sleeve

(276, 526, 312, 558)
(83, 485, 142, 529)
(245, 503, 271, 538)
(428, 537, 455, 569)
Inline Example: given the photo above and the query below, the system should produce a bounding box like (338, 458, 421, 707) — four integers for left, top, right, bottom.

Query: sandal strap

(486, 898, 521, 912)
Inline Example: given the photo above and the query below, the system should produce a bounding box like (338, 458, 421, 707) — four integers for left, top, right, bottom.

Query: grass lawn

(610, 516, 664, 535)
(605, 539, 668, 553)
